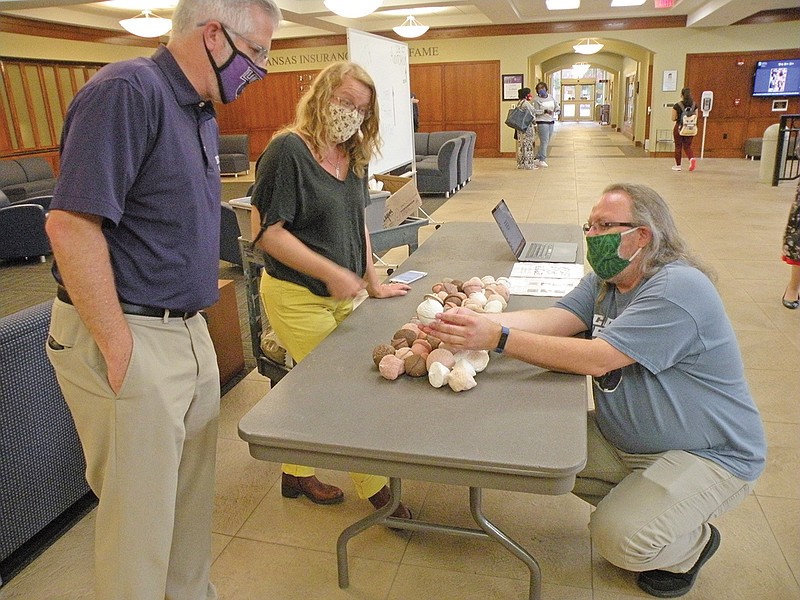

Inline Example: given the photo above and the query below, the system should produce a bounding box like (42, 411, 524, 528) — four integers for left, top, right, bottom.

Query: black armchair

(218, 134, 250, 176)
(220, 202, 243, 266)
(12, 194, 53, 212)
(0, 204, 50, 263)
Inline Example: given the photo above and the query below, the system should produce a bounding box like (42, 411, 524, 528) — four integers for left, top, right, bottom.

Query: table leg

(469, 487, 542, 600)
(337, 477, 403, 588)
(335, 480, 542, 600)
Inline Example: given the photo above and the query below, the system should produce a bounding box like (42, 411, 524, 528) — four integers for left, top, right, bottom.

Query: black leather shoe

(368, 485, 413, 521)
(782, 295, 799, 309)
(637, 524, 720, 598)
(281, 473, 344, 505)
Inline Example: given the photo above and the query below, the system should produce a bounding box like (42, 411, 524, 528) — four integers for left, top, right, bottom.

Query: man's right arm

(46, 209, 132, 394)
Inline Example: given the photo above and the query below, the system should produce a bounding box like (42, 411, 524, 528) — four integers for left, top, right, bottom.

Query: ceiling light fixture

(573, 38, 604, 55)
(546, 0, 580, 10)
(119, 9, 172, 38)
(324, 0, 383, 19)
(392, 15, 429, 39)
(572, 62, 591, 78)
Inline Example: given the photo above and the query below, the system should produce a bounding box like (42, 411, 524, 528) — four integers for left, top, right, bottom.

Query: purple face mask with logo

(207, 27, 267, 103)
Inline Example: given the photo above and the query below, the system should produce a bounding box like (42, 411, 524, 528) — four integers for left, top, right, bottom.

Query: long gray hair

(171, 0, 281, 37)
(605, 182, 715, 281)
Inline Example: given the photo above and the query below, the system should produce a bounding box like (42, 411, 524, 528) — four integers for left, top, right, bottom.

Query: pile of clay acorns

(371, 275, 510, 392)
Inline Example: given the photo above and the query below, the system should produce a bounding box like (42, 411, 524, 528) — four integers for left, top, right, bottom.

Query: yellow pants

(260, 272, 387, 499)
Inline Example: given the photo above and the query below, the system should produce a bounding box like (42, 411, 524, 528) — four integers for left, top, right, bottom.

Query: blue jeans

(535, 122, 554, 161)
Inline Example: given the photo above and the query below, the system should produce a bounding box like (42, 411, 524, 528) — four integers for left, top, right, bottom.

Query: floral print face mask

(326, 102, 364, 143)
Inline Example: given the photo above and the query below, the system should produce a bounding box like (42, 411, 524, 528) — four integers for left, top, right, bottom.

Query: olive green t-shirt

(251, 132, 369, 297)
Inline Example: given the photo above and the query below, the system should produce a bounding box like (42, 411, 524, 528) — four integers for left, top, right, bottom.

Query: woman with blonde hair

(249, 61, 412, 519)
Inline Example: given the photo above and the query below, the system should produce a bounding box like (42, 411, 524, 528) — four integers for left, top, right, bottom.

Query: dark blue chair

(0, 204, 50, 263)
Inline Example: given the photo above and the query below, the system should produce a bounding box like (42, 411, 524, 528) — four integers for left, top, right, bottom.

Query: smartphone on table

(389, 270, 427, 284)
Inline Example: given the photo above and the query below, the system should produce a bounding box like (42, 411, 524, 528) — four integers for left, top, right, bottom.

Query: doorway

(561, 82, 596, 121)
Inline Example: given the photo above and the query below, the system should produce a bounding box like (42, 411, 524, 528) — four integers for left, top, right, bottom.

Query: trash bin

(600, 104, 610, 125)
(759, 124, 779, 184)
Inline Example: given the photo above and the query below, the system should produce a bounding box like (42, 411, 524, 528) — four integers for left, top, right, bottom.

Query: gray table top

(239, 222, 588, 495)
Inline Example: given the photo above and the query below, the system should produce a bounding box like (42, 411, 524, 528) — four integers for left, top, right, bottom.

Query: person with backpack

(671, 87, 698, 172)
(513, 87, 537, 169)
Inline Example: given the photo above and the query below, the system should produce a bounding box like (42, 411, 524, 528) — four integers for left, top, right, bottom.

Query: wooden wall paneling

(217, 70, 318, 160)
(443, 61, 500, 156)
(686, 49, 800, 158)
(410, 64, 445, 129)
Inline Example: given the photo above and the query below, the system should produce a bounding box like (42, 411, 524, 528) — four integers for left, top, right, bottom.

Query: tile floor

(1, 123, 798, 600)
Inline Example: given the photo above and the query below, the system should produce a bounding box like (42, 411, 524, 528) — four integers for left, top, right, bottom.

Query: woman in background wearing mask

(514, 87, 538, 170)
(249, 61, 413, 519)
(533, 81, 559, 168)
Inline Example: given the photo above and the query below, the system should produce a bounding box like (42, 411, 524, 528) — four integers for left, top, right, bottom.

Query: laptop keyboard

(523, 243, 553, 259)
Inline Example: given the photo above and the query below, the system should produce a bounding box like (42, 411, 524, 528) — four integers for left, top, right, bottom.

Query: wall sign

(502, 74, 524, 101)
(662, 70, 678, 92)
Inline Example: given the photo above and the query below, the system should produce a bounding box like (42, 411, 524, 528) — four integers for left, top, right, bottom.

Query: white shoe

(672, 165, 682, 171)
(539, 160, 549, 168)
(533, 159, 541, 168)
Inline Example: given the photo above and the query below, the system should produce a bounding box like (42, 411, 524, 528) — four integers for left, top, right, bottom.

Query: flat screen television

(752, 58, 800, 97)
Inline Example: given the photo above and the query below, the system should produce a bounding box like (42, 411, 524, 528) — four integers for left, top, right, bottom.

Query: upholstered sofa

(0, 301, 93, 585)
(414, 133, 463, 198)
(0, 157, 57, 204)
(414, 131, 476, 197)
(218, 134, 250, 176)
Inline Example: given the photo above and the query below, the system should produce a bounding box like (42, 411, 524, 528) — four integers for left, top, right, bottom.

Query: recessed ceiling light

(546, 0, 580, 9)
(610, 0, 646, 6)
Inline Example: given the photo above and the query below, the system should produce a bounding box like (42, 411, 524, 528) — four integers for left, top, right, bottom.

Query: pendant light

(119, 9, 172, 38)
(393, 15, 429, 39)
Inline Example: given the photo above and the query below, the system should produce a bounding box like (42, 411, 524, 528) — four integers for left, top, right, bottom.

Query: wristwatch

(494, 326, 510, 354)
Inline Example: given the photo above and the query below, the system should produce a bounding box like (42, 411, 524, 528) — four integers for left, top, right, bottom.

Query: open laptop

(491, 199, 578, 263)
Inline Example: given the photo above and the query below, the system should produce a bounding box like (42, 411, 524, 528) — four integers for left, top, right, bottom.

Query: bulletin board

(347, 28, 415, 176)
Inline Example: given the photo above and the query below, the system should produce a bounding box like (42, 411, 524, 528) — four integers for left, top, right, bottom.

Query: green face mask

(585, 228, 640, 280)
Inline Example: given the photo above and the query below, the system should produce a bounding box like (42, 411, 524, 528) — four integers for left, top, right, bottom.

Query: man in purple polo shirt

(44, 1, 280, 598)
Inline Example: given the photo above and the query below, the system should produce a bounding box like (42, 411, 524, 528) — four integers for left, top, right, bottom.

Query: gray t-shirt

(251, 132, 369, 297)
(556, 261, 766, 482)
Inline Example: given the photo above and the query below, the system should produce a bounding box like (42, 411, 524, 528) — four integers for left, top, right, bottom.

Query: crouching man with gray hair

(421, 183, 766, 598)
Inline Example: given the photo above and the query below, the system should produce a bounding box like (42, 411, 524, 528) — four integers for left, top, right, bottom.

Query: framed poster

(503, 74, 524, 101)
(662, 70, 678, 92)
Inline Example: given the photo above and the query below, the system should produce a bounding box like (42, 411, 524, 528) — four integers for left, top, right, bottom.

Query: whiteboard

(347, 29, 415, 176)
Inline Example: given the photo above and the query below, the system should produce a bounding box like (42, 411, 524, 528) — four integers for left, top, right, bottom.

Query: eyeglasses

(224, 25, 269, 66)
(332, 95, 372, 118)
(198, 21, 270, 67)
(582, 221, 639, 234)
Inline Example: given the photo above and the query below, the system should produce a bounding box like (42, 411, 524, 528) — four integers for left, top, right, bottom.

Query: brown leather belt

(56, 285, 198, 320)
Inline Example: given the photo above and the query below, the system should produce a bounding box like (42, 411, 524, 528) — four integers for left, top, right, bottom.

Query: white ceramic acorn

(416, 294, 444, 325)
(448, 365, 477, 392)
(428, 362, 451, 388)
(454, 350, 490, 373)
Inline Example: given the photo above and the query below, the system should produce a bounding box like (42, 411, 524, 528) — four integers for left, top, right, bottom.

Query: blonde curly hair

(279, 61, 381, 179)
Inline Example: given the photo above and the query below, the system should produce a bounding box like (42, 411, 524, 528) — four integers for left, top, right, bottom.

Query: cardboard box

(374, 174, 422, 229)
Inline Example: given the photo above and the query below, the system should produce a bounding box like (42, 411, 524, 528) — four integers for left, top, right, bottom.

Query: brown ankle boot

(368, 485, 412, 520)
(281, 473, 344, 505)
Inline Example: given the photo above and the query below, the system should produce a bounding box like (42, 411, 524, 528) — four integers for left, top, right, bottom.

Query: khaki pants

(260, 273, 387, 499)
(47, 300, 219, 600)
(573, 412, 753, 573)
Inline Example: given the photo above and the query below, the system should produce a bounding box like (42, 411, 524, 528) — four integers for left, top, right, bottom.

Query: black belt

(56, 285, 198, 320)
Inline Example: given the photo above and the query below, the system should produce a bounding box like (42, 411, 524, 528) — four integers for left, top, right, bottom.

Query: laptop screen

(491, 200, 526, 257)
